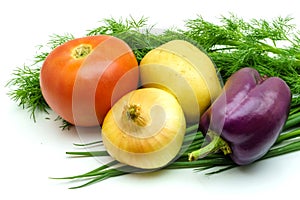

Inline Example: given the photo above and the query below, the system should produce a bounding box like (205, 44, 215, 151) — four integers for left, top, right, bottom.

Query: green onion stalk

(52, 106, 300, 189)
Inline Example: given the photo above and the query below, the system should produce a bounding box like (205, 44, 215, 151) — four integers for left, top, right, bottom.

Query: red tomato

(40, 35, 139, 126)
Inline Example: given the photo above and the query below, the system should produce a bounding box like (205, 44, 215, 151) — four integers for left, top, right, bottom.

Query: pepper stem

(188, 130, 232, 161)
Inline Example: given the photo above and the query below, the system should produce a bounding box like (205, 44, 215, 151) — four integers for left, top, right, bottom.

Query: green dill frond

(86, 16, 149, 36)
(54, 116, 73, 130)
(33, 33, 75, 65)
(6, 65, 49, 122)
(47, 33, 75, 49)
(183, 14, 300, 106)
(6, 33, 75, 124)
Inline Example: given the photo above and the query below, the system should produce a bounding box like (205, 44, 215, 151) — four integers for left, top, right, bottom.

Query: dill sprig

(87, 16, 190, 62)
(6, 33, 74, 124)
(33, 33, 75, 64)
(6, 65, 48, 121)
(86, 16, 149, 36)
(183, 14, 300, 106)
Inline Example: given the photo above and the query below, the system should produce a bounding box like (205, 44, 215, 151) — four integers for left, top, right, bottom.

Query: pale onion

(101, 88, 186, 169)
(140, 40, 222, 123)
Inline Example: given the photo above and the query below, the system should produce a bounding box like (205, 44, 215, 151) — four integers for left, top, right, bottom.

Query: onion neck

(123, 104, 148, 127)
(188, 130, 232, 161)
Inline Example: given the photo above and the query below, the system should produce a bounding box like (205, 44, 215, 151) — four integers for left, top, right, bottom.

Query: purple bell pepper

(188, 67, 291, 165)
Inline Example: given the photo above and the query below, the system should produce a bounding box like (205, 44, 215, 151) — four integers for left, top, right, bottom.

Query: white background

(1, 0, 300, 199)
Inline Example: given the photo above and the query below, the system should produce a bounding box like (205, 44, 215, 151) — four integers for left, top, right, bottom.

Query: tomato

(40, 35, 139, 126)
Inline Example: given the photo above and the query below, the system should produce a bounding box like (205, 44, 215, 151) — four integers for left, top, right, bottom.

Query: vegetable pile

(6, 14, 300, 189)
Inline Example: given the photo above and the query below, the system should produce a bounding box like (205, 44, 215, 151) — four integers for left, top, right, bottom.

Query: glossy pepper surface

(189, 67, 291, 165)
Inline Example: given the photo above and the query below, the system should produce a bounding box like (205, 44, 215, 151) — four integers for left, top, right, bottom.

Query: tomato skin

(40, 35, 139, 126)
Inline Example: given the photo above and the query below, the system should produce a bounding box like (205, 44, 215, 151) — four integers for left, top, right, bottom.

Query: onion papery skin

(101, 88, 186, 169)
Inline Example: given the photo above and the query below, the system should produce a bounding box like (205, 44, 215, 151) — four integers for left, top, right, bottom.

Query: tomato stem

(71, 44, 92, 59)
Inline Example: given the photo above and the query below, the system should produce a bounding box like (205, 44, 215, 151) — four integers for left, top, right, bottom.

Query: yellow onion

(140, 40, 222, 123)
(101, 88, 186, 169)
